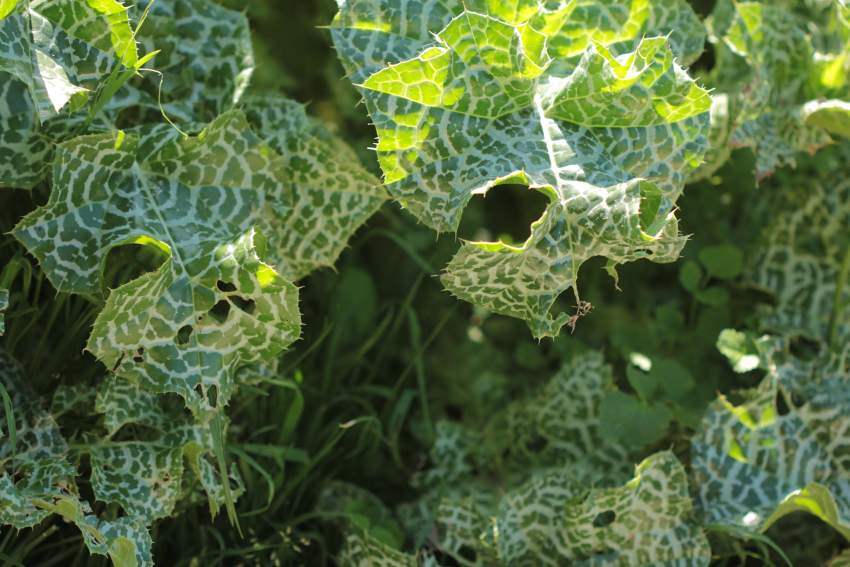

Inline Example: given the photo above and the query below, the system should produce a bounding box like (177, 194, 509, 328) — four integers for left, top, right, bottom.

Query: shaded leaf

(497, 451, 711, 566)
(496, 351, 632, 483)
(0, 351, 67, 467)
(706, 0, 850, 178)
(692, 341, 850, 536)
(132, 0, 254, 118)
(337, 524, 417, 567)
(748, 174, 850, 343)
(243, 95, 386, 280)
(598, 391, 671, 447)
(13, 111, 301, 420)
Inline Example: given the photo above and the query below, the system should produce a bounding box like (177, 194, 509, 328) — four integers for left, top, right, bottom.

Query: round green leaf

(679, 260, 704, 292)
(698, 245, 744, 279)
(695, 287, 731, 306)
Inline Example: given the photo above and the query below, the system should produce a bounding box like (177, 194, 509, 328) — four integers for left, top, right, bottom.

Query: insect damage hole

(229, 295, 256, 316)
(457, 546, 477, 563)
(174, 325, 193, 345)
(592, 510, 617, 528)
(132, 347, 145, 364)
(216, 280, 237, 293)
(525, 434, 548, 454)
(775, 389, 791, 416)
(466, 183, 551, 245)
(208, 299, 231, 324)
(193, 383, 205, 405)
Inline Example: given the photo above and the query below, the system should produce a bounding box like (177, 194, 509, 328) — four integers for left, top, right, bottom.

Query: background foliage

(1, 0, 850, 566)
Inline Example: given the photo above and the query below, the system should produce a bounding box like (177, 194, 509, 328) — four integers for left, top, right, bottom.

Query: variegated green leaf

(89, 442, 185, 523)
(692, 341, 850, 537)
(1, 456, 153, 566)
(494, 351, 632, 483)
(0, 70, 189, 190)
(0, 0, 139, 120)
(0, 457, 78, 529)
(397, 420, 497, 544)
(12, 110, 301, 420)
(497, 451, 711, 566)
(433, 496, 498, 566)
(331, 0, 705, 84)
(410, 421, 491, 502)
(748, 173, 850, 343)
(132, 0, 254, 119)
(0, 351, 67, 467)
(243, 94, 387, 280)
(0, 72, 60, 188)
(333, 4, 710, 337)
(85, 375, 241, 522)
(337, 524, 417, 567)
(81, 516, 154, 567)
(706, 0, 850, 178)
(52, 383, 98, 416)
(401, 353, 636, 564)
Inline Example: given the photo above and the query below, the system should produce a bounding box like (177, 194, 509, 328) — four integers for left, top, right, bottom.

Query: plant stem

(829, 250, 850, 349)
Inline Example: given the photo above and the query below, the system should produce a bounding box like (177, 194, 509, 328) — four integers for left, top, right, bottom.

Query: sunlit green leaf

(333, 1, 710, 338)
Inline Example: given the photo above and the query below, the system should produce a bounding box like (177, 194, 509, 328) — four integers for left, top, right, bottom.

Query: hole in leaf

(764, 510, 845, 565)
(175, 325, 193, 345)
(132, 346, 145, 364)
(217, 280, 237, 293)
(525, 434, 548, 454)
(692, 38, 716, 72)
(457, 546, 477, 563)
(102, 243, 169, 289)
(208, 299, 231, 323)
(775, 389, 791, 416)
(194, 384, 206, 404)
(592, 510, 617, 528)
(207, 385, 218, 409)
(112, 352, 126, 371)
(229, 296, 256, 316)
(466, 183, 551, 246)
